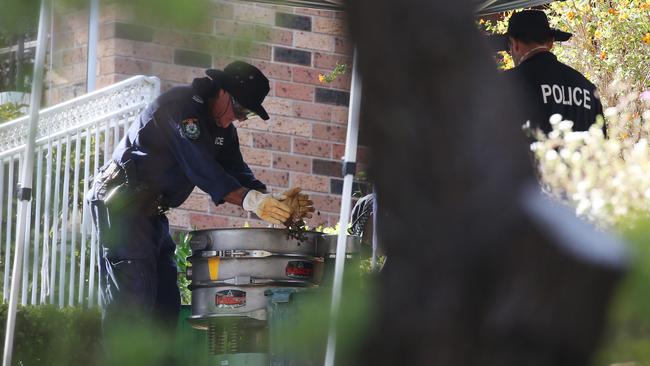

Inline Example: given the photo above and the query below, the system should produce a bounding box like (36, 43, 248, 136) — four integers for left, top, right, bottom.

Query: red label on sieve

(286, 261, 314, 279)
(216, 290, 246, 308)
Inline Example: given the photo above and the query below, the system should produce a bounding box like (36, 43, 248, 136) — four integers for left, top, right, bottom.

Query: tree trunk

(344, 1, 626, 365)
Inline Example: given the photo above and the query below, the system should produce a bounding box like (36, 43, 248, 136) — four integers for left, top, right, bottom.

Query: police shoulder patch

(181, 118, 200, 140)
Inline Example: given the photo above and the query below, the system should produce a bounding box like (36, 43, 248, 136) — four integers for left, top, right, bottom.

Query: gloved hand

(280, 187, 315, 221)
(242, 190, 293, 225)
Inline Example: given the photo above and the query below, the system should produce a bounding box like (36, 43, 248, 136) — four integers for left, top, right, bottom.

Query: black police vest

(505, 52, 603, 134)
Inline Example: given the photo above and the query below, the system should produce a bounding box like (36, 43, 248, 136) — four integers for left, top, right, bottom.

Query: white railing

(0, 75, 160, 307)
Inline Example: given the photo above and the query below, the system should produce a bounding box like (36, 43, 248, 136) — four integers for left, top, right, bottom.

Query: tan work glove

(242, 190, 293, 225)
(280, 187, 315, 221)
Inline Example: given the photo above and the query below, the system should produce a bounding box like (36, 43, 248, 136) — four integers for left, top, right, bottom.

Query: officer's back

(505, 51, 603, 133)
(491, 10, 604, 135)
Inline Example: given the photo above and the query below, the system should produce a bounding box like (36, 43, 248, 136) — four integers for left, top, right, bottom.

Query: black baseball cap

(206, 61, 271, 120)
(487, 10, 572, 52)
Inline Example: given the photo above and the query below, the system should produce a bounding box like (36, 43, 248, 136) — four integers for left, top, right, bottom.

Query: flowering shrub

(482, 1, 650, 108)
(532, 87, 650, 228)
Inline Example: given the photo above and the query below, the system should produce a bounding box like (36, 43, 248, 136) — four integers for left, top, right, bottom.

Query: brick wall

(46, 1, 370, 231)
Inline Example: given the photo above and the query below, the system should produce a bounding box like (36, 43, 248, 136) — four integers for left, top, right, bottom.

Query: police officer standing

(494, 10, 604, 134)
(88, 61, 314, 337)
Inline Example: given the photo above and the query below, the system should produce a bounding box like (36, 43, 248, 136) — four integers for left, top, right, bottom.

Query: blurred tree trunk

(344, 1, 625, 365)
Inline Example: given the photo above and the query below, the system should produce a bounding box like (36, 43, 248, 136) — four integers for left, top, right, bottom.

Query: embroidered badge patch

(181, 118, 200, 140)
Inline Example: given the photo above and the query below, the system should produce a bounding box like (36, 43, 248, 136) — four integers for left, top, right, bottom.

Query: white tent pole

(324, 49, 361, 366)
(3, 0, 51, 364)
(86, 0, 99, 92)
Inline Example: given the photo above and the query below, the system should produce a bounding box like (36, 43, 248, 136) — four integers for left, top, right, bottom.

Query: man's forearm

(223, 187, 250, 206)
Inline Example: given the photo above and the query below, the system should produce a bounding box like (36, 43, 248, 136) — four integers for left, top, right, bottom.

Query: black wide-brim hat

(206, 61, 271, 120)
(486, 10, 572, 52)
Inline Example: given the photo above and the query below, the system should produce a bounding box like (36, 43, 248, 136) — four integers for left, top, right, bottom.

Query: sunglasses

(231, 97, 257, 120)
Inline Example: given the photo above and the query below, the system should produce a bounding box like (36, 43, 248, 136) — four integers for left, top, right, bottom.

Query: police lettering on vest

(540, 84, 592, 110)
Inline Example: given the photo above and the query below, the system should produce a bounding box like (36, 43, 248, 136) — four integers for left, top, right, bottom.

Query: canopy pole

(86, 0, 99, 92)
(3, 0, 50, 365)
(324, 49, 361, 366)
(370, 188, 378, 271)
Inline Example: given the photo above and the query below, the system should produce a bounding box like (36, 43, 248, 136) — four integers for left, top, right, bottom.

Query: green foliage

(597, 219, 650, 365)
(318, 63, 348, 83)
(0, 304, 101, 366)
(0, 103, 25, 123)
(175, 231, 192, 305)
(0, 0, 38, 38)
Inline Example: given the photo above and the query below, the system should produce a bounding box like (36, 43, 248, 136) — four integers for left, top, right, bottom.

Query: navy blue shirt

(111, 86, 266, 208)
(504, 52, 604, 134)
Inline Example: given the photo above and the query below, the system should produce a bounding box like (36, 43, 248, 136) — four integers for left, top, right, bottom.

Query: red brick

(255, 25, 293, 46)
(53, 31, 75, 50)
(152, 63, 205, 83)
(326, 213, 341, 228)
(237, 129, 253, 146)
(61, 47, 87, 64)
(212, 55, 243, 70)
(95, 74, 117, 89)
(251, 61, 292, 81)
(178, 192, 210, 212)
(112, 39, 173, 63)
(312, 17, 348, 36)
(295, 31, 335, 52)
(73, 28, 89, 47)
(296, 8, 335, 18)
(312, 159, 343, 177)
(153, 30, 230, 54)
(209, 202, 248, 218)
(310, 194, 342, 213)
(331, 107, 349, 124)
(332, 143, 345, 160)
(304, 214, 329, 229)
(269, 117, 311, 137)
(334, 11, 347, 20)
(252, 132, 291, 152)
(292, 66, 321, 86)
(227, 217, 270, 228)
(100, 2, 136, 23)
(189, 213, 229, 230)
(236, 117, 270, 132)
(233, 41, 272, 60)
(263, 97, 294, 117)
(241, 147, 272, 166)
(234, 4, 275, 25)
(313, 52, 352, 70)
(214, 19, 235, 37)
(293, 138, 332, 158)
(293, 102, 332, 121)
(250, 167, 290, 187)
(209, 2, 234, 19)
(313, 123, 347, 142)
(272, 153, 311, 173)
(332, 144, 369, 162)
(167, 208, 191, 229)
(274, 81, 314, 102)
(335, 37, 353, 55)
(291, 173, 330, 193)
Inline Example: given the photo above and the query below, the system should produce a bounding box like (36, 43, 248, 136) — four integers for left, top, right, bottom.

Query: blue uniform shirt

(504, 52, 604, 134)
(111, 85, 266, 208)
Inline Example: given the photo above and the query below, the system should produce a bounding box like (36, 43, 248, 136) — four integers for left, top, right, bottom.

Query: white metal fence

(0, 75, 160, 307)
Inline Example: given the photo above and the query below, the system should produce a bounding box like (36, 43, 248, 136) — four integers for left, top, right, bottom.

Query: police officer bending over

(88, 61, 314, 334)
(493, 10, 604, 135)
